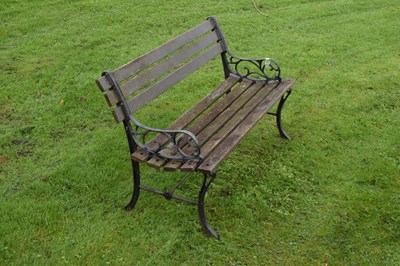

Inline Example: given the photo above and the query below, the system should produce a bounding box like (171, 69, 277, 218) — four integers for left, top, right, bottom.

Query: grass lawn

(1, 0, 399, 265)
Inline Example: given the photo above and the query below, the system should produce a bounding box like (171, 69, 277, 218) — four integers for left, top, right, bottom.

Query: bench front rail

(96, 17, 296, 239)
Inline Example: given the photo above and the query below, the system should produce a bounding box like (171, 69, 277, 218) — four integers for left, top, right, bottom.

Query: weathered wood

(144, 80, 279, 172)
(96, 75, 112, 91)
(131, 150, 150, 162)
(147, 79, 253, 170)
(113, 20, 215, 82)
(112, 43, 224, 122)
(179, 81, 278, 172)
(168, 81, 264, 171)
(197, 78, 296, 174)
(146, 155, 167, 169)
(163, 160, 184, 171)
(184, 80, 254, 138)
(97, 20, 215, 93)
(199, 83, 276, 154)
(105, 32, 220, 107)
(131, 75, 240, 162)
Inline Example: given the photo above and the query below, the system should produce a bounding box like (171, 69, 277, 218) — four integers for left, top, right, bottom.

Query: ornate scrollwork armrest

(129, 115, 202, 162)
(101, 70, 202, 162)
(226, 50, 281, 83)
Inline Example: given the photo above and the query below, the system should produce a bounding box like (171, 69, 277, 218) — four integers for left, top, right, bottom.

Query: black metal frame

(101, 17, 293, 239)
(102, 71, 203, 163)
(208, 16, 281, 83)
(208, 16, 291, 140)
(267, 89, 293, 140)
(120, 115, 219, 239)
(102, 70, 219, 238)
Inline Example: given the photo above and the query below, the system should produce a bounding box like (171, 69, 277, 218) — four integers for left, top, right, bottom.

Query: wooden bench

(96, 17, 296, 239)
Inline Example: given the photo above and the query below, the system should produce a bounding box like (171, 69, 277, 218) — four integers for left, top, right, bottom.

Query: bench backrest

(96, 17, 226, 123)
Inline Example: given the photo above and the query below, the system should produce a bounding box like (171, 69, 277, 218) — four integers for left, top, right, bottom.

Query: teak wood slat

(197, 78, 296, 174)
(131, 75, 240, 162)
(164, 81, 262, 171)
(105, 32, 220, 107)
(112, 44, 223, 122)
(96, 20, 214, 92)
(179, 81, 279, 172)
(146, 79, 253, 169)
(113, 20, 214, 82)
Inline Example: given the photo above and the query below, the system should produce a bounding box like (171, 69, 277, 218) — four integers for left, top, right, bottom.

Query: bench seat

(132, 76, 295, 174)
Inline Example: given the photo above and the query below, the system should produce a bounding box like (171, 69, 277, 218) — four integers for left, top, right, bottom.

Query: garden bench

(96, 17, 296, 239)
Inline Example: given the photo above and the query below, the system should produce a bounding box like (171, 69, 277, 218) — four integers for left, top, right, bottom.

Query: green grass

(1, 0, 399, 265)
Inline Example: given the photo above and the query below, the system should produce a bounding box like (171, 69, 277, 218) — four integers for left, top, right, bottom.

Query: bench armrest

(101, 70, 202, 162)
(225, 50, 281, 83)
(129, 115, 202, 162)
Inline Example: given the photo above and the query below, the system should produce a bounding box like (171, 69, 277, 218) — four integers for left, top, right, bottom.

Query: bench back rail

(97, 19, 224, 123)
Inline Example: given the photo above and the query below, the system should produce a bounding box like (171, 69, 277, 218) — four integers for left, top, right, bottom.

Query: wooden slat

(189, 81, 259, 139)
(199, 84, 276, 155)
(146, 156, 167, 169)
(179, 81, 278, 172)
(164, 81, 262, 171)
(163, 161, 184, 171)
(131, 75, 240, 162)
(96, 75, 113, 92)
(112, 43, 224, 122)
(113, 20, 215, 82)
(105, 32, 220, 106)
(163, 161, 183, 171)
(147, 79, 253, 169)
(131, 149, 151, 162)
(148, 75, 240, 149)
(183, 80, 254, 138)
(196, 78, 296, 174)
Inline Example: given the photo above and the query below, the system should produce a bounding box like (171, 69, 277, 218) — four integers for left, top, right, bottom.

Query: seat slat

(131, 150, 150, 162)
(183, 80, 253, 138)
(163, 160, 184, 171)
(162, 161, 183, 171)
(162, 80, 256, 170)
(112, 43, 224, 122)
(179, 81, 278, 172)
(197, 78, 296, 174)
(146, 156, 168, 169)
(147, 79, 253, 170)
(131, 75, 240, 163)
(105, 32, 220, 106)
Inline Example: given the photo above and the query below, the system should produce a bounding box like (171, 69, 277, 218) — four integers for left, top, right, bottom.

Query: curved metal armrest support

(101, 70, 202, 162)
(128, 115, 203, 162)
(225, 50, 281, 83)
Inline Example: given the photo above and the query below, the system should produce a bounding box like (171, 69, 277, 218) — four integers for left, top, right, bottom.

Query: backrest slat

(104, 31, 220, 106)
(113, 20, 214, 82)
(112, 43, 223, 122)
(96, 20, 215, 92)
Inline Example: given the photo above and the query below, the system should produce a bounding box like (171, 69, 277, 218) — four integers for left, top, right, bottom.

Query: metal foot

(124, 160, 141, 211)
(198, 173, 220, 239)
(276, 89, 292, 140)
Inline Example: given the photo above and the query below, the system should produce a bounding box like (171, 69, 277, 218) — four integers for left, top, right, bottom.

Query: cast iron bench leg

(124, 160, 141, 211)
(123, 120, 141, 211)
(198, 173, 220, 239)
(276, 89, 293, 140)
